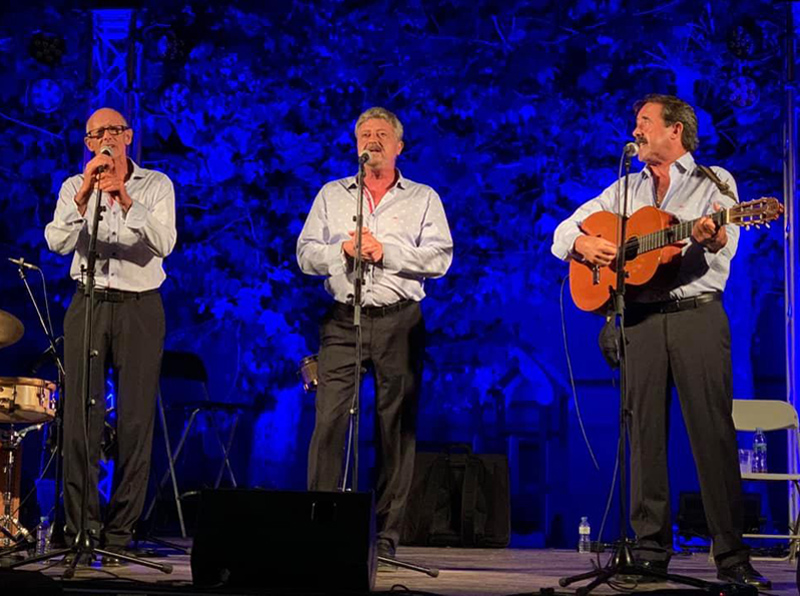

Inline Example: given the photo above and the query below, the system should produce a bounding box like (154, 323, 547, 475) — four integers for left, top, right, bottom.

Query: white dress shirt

(45, 159, 177, 292)
(297, 171, 453, 306)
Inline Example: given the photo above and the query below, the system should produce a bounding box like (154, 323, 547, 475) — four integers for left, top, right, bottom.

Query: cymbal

(0, 309, 23, 349)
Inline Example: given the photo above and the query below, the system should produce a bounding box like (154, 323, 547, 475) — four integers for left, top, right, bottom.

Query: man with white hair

(297, 107, 453, 565)
(45, 107, 176, 566)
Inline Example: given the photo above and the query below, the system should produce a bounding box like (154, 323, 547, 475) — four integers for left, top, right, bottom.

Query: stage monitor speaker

(191, 489, 376, 592)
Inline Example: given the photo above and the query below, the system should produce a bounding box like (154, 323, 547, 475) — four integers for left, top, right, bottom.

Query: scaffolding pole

(785, 1, 799, 525)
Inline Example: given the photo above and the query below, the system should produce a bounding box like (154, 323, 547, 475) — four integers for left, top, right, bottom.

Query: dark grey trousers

(307, 300, 425, 549)
(624, 299, 747, 568)
(62, 289, 164, 549)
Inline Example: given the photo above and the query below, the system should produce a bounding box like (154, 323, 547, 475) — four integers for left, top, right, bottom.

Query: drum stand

(0, 427, 35, 557)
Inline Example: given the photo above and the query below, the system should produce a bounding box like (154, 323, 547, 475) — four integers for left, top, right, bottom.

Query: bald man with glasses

(45, 107, 177, 566)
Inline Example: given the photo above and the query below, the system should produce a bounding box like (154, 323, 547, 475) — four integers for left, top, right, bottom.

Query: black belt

(629, 292, 721, 315)
(77, 284, 160, 303)
(335, 299, 415, 318)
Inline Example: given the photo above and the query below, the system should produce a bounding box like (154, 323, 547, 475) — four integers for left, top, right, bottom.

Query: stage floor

(8, 543, 799, 594)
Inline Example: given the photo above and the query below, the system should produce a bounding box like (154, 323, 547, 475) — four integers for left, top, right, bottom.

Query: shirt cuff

(328, 243, 347, 276)
(381, 242, 401, 273)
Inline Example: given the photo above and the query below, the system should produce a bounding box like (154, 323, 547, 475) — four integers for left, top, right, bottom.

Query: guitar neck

(634, 209, 727, 254)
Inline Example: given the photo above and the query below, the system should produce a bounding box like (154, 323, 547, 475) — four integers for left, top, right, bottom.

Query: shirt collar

(640, 151, 696, 179)
(347, 169, 406, 190)
(128, 158, 145, 180)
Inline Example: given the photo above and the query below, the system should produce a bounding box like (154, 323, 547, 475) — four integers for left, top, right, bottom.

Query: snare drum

(0, 377, 56, 424)
(298, 355, 319, 392)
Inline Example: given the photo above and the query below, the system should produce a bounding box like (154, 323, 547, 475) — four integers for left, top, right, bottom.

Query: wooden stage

(2, 543, 797, 595)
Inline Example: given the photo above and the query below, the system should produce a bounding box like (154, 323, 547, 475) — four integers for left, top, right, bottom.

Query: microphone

(623, 142, 639, 157)
(9, 257, 40, 271)
(358, 151, 371, 165)
(97, 146, 113, 173)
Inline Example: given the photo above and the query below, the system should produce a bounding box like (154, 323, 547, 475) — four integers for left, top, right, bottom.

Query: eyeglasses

(85, 125, 129, 140)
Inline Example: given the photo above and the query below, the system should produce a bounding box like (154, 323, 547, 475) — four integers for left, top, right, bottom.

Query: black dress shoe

(717, 561, 772, 590)
(61, 551, 95, 567)
(100, 546, 134, 567)
(101, 553, 125, 567)
(620, 559, 669, 584)
(376, 539, 397, 572)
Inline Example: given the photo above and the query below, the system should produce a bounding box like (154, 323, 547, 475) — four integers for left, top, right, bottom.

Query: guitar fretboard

(628, 210, 727, 255)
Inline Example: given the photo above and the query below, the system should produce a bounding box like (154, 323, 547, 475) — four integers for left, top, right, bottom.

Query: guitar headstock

(729, 197, 783, 229)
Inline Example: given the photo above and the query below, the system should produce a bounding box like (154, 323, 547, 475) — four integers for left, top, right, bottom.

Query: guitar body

(569, 206, 682, 312)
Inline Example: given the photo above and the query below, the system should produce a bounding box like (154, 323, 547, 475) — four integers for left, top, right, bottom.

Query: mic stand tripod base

(558, 541, 721, 596)
(378, 555, 439, 577)
(6, 528, 173, 578)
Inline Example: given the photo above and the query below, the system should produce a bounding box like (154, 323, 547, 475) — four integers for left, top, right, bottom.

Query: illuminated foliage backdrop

(0, 0, 788, 544)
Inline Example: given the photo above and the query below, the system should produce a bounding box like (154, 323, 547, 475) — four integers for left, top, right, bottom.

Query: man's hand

(574, 235, 617, 267)
(74, 155, 132, 215)
(692, 203, 727, 253)
(74, 154, 115, 215)
(97, 171, 133, 213)
(343, 228, 384, 263)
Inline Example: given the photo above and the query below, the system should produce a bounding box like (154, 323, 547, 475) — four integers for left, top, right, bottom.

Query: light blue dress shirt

(551, 152, 740, 302)
(297, 171, 453, 306)
(45, 159, 177, 292)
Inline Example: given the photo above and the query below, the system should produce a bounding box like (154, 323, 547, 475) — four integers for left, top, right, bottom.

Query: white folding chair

(732, 398, 800, 562)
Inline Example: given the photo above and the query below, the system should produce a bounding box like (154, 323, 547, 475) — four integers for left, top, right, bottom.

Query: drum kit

(0, 308, 56, 552)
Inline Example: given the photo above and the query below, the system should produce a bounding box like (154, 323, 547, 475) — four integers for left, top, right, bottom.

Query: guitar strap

(696, 164, 738, 203)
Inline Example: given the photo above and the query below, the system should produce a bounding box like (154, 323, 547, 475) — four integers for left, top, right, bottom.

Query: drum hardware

(0, 424, 45, 553)
(297, 354, 319, 392)
(0, 309, 24, 350)
(0, 377, 56, 425)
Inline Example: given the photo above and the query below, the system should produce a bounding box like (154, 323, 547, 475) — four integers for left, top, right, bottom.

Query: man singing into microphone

(45, 108, 176, 565)
(552, 94, 769, 589)
(297, 107, 453, 566)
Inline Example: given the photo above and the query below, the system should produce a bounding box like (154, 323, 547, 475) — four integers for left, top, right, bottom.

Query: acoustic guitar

(569, 198, 783, 312)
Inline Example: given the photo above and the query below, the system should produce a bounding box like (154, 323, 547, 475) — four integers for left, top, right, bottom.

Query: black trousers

(62, 289, 165, 548)
(624, 299, 747, 568)
(308, 300, 425, 549)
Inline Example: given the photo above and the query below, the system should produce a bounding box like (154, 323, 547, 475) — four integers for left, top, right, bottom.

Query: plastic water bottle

(578, 516, 591, 553)
(36, 516, 50, 555)
(753, 428, 768, 473)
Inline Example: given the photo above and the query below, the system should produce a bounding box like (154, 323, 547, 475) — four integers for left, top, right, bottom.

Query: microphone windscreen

(624, 142, 639, 157)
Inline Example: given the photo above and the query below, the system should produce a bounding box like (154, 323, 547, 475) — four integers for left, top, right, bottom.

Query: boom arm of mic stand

(16, 268, 66, 379)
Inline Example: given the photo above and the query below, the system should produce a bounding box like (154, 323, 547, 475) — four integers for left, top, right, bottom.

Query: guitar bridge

(592, 265, 600, 286)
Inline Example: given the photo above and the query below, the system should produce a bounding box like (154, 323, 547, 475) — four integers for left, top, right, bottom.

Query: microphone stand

(15, 264, 66, 549)
(558, 147, 714, 594)
(339, 156, 438, 578)
(341, 155, 368, 494)
(9, 171, 172, 577)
